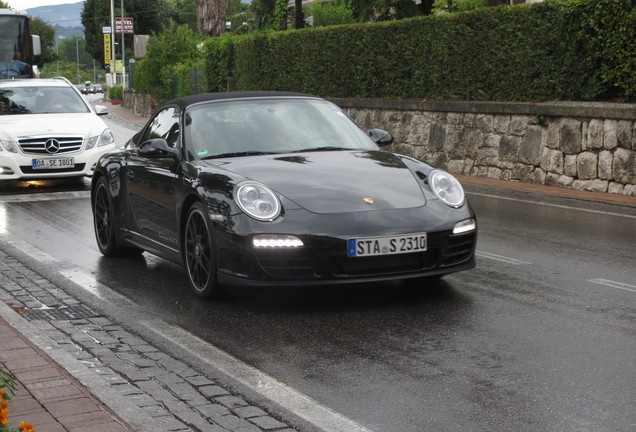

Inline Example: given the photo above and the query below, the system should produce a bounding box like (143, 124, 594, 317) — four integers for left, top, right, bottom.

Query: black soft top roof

(165, 91, 320, 111)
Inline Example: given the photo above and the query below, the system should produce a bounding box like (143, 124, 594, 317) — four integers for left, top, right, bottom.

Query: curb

(0, 300, 164, 432)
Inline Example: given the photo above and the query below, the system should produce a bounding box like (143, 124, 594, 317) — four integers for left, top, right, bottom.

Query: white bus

(0, 8, 41, 79)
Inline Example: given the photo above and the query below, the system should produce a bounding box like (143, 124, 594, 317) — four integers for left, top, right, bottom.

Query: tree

(169, 0, 198, 30)
(82, 0, 161, 67)
(294, 0, 304, 29)
(57, 36, 93, 65)
(134, 23, 203, 97)
(350, 0, 420, 21)
(196, 0, 231, 36)
(39, 60, 94, 83)
(306, 0, 355, 27)
(432, 0, 488, 13)
(29, 18, 56, 65)
(250, 0, 276, 29)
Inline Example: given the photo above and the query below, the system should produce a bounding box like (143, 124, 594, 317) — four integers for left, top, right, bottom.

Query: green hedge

(108, 85, 123, 100)
(153, 0, 635, 102)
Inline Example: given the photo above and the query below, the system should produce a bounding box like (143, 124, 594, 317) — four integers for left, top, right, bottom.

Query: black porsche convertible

(91, 92, 476, 298)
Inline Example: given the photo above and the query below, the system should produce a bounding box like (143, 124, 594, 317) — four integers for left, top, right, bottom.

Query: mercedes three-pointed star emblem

(45, 139, 61, 154)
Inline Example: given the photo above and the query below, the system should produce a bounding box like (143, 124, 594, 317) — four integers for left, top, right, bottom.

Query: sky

(7, 0, 81, 10)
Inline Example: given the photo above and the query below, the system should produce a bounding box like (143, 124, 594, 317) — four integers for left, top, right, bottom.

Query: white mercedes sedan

(0, 77, 116, 181)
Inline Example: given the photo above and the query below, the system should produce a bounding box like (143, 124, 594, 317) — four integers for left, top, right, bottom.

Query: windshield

(185, 98, 377, 159)
(0, 15, 33, 79)
(0, 85, 90, 115)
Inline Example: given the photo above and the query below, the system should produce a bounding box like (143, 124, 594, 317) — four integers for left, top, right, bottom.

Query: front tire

(184, 202, 219, 299)
(93, 177, 142, 257)
(93, 177, 121, 256)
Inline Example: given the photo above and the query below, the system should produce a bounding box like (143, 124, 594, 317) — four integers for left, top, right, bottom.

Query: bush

(1, 367, 34, 432)
(108, 85, 123, 100)
(565, 0, 636, 98)
(228, 0, 634, 101)
(134, 23, 204, 102)
(306, 0, 355, 27)
(138, 0, 634, 102)
(203, 33, 240, 93)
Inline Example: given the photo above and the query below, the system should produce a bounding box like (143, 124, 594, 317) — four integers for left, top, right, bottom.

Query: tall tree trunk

(294, 0, 304, 29)
(196, 0, 230, 37)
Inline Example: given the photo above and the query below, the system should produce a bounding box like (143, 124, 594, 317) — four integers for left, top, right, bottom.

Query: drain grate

(16, 305, 99, 321)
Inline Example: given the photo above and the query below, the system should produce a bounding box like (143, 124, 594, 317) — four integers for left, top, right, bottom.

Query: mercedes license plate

(347, 233, 427, 257)
(32, 157, 75, 170)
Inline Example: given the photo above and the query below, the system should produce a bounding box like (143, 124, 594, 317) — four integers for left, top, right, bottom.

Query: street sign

(115, 17, 134, 34)
(102, 26, 112, 34)
(104, 33, 111, 64)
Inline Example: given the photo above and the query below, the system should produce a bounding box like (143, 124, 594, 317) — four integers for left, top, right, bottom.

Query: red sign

(115, 17, 134, 34)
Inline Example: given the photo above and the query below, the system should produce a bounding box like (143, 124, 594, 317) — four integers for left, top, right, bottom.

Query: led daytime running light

(453, 218, 476, 234)
(253, 235, 303, 248)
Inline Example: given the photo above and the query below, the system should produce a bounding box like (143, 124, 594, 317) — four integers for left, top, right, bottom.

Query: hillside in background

(27, 1, 83, 27)
(27, 1, 84, 42)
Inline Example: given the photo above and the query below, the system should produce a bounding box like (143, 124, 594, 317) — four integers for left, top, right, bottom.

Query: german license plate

(32, 157, 75, 169)
(347, 233, 427, 257)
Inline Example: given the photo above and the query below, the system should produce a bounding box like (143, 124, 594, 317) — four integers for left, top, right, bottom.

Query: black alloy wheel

(184, 202, 218, 299)
(93, 177, 119, 256)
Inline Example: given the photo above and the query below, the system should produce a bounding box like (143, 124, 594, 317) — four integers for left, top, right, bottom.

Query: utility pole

(75, 38, 80, 84)
(110, 0, 116, 85)
(121, 0, 126, 88)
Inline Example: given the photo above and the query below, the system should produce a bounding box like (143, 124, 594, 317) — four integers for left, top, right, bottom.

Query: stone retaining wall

(122, 90, 636, 196)
(332, 99, 636, 196)
(122, 90, 158, 118)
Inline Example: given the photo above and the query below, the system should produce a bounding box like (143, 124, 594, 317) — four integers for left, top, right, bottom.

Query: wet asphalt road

(0, 110, 634, 432)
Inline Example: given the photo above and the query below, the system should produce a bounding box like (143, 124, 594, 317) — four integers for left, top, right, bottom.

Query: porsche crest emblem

(362, 197, 375, 205)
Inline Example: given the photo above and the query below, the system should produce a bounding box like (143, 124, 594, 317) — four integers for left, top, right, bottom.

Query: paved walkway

(99, 99, 148, 128)
(1, 316, 129, 432)
(0, 253, 296, 432)
(1, 99, 634, 432)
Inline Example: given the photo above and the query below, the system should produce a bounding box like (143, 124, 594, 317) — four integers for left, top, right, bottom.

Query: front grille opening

(440, 232, 476, 267)
(20, 163, 86, 174)
(333, 251, 439, 277)
(18, 137, 84, 155)
(256, 249, 317, 278)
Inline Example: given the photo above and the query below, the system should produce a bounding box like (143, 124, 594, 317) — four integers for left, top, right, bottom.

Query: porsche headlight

(235, 182, 281, 222)
(429, 170, 465, 208)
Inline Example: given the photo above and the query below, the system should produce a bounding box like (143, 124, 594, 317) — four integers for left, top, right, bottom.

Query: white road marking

(476, 250, 531, 265)
(58, 269, 137, 306)
(140, 320, 376, 432)
(8, 240, 60, 263)
(0, 190, 90, 203)
(467, 191, 636, 219)
(588, 279, 636, 293)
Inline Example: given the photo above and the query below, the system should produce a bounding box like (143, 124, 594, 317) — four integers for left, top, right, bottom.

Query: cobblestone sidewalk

(0, 249, 296, 432)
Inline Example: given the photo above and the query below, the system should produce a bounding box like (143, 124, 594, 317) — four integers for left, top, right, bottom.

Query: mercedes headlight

(429, 170, 465, 208)
(98, 129, 115, 147)
(235, 182, 281, 222)
(86, 129, 115, 150)
(0, 139, 17, 153)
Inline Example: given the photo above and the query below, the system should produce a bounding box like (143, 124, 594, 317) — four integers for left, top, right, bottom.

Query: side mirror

(94, 105, 108, 116)
(368, 129, 394, 146)
(138, 138, 178, 158)
(32, 35, 42, 56)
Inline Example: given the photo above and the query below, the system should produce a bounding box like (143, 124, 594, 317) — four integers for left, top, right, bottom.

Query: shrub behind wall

(232, 2, 627, 101)
(148, 0, 635, 103)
